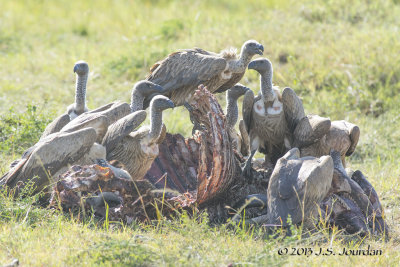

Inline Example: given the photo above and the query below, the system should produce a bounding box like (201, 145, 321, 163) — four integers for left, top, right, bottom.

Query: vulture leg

(242, 149, 257, 180)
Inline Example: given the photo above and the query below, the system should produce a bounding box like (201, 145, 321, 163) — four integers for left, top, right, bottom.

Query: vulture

(320, 150, 388, 236)
(225, 84, 251, 156)
(321, 193, 368, 236)
(266, 148, 333, 228)
(40, 61, 90, 139)
(242, 58, 331, 175)
(0, 127, 98, 195)
(298, 119, 360, 167)
(233, 148, 334, 228)
(144, 40, 264, 107)
(242, 58, 291, 175)
(104, 95, 174, 180)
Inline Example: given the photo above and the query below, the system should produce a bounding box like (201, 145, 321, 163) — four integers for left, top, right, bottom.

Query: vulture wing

(102, 110, 147, 153)
(293, 115, 331, 148)
(238, 119, 250, 156)
(242, 89, 255, 133)
(146, 49, 227, 93)
(282, 87, 305, 133)
(156, 124, 167, 145)
(88, 101, 131, 125)
(61, 113, 110, 143)
(344, 121, 360, 156)
(40, 113, 71, 140)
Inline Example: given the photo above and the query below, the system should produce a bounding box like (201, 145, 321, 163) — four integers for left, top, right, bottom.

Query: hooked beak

(256, 44, 264, 55)
(238, 85, 251, 95)
(154, 83, 165, 92)
(248, 60, 257, 70)
(167, 99, 175, 109)
(73, 65, 78, 73)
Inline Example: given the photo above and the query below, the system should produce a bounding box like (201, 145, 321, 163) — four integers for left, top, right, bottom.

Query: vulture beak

(248, 60, 257, 70)
(153, 84, 165, 93)
(73, 65, 78, 73)
(256, 44, 264, 55)
(167, 99, 175, 109)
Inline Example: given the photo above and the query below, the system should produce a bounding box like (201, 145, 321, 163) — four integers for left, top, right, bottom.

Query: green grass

(1, 0, 400, 265)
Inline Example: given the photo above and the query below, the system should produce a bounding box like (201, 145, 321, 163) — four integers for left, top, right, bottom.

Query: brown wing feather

(40, 113, 71, 140)
(282, 87, 305, 132)
(294, 115, 331, 148)
(102, 110, 147, 153)
(346, 123, 360, 156)
(242, 90, 255, 133)
(239, 119, 250, 156)
(214, 72, 245, 94)
(156, 124, 167, 145)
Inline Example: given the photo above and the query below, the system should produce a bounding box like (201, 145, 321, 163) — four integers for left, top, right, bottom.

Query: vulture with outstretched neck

(68, 61, 90, 118)
(104, 95, 174, 180)
(225, 84, 251, 156)
(40, 61, 89, 139)
(242, 58, 292, 175)
(144, 40, 264, 107)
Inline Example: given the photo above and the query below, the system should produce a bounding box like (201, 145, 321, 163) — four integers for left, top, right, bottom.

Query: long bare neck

(75, 72, 88, 113)
(131, 93, 145, 112)
(149, 107, 163, 141)
(226, 96, 238, 128)
(231, 49, 253, 73)
(260, 69, 274, 102)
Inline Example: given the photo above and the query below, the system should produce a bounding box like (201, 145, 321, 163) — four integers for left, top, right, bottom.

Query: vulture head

(242, 40, 264, 56)
(131, 81, 165, 112)
(248, 58, 280, 111)
(227, 84, 250, 101)
(73, 60, 89, 75)
(248, 58, 272, 74)
(150, 95, 175, 112)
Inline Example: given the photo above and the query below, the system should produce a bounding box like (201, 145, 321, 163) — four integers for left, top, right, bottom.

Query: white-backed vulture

(267, 148, 333, 228)
(322, 150, 388, 235)
(242, 58, 292, 175)
(144, 40, 264, 107)
(40, 61, 89, 139)
(0, 128, 98, 194)
(233, 148, 334, 228)
(104, 95, 174, 180)
(298, 119, 360, 167)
